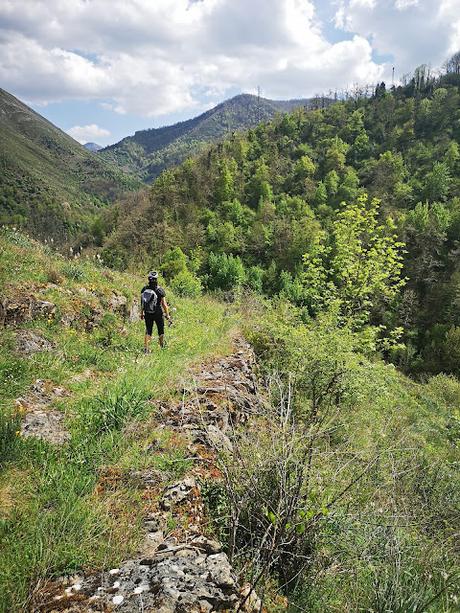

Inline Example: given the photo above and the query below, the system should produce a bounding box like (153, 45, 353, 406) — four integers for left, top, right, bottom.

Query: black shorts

(144, 312, 164, 336)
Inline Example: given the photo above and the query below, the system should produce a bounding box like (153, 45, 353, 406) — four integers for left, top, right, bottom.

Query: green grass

(0, 230, 237, 611)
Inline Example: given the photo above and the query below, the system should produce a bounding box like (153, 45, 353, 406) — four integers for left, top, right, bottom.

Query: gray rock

(20, 409, 70, 445)
(108, 293, 128, 317)
(161, 477, 199, 511)
(240, 583, 263, 612)
(128, 468, 163, 489)
(15, 330, 54, 355)
(205, 424, 233, 453)
(129, 299, 140, 322)
(32, 300, 56, 319)
(49, 545, 240, 611)
(191, 535, 222, 555)
(1, 296, 56, 327)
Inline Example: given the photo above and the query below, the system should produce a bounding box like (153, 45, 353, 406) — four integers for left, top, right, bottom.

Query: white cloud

(67, 124, 111, 144)
(395, 0, 419, 9)
(336, 0, 460, 78)
(0, 0, 456, 118)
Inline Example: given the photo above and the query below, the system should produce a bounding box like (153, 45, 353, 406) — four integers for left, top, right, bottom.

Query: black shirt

(141, 285, 166, 315)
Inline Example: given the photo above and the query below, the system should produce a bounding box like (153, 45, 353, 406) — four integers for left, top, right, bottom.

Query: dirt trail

(33, 338, 263, 613)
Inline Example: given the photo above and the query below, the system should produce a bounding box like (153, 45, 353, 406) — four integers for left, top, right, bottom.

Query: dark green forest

(99, 64, 460, 377)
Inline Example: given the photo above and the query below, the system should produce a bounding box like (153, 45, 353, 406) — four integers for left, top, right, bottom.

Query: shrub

(160, 246, 187, 280)
(46, 266, 63, 284)
(246, 265, 264, 293)
(207, 252, 246, 291)
(170, 269, 202, 297)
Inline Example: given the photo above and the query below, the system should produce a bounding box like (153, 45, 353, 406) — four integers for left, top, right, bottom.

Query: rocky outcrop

(0, 295, 56, 327)
(108, 293, 128, 317)
(160, 339, 262, 434)
(1, 284, 134, 330)
(41, 538, 240, 612)
(129, 298, 141, 323)
(161, 477, 199, 511)
(16, 379, 70, 445)
(15, 330, 55, 355)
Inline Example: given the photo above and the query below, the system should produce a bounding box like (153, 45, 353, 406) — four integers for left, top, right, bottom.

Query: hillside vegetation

(2, 60, 460, 612)
(0, 227, 236, 611)
(103, 66, 460, 375)
(99, 94, 312, 182)
(0, 89, 139, 241)
(0, 228, 459, 611)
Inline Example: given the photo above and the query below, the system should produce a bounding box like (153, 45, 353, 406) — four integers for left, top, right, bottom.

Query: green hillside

(103, 67, 460, 376)
(2, 56, 460, 612)
(99, 93, 313, 182)
(0, 228, 459, 611)
(0, 89, 140, 241)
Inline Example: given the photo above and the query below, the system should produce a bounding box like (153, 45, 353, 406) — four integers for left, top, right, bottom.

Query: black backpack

(141, 288, 158, 313)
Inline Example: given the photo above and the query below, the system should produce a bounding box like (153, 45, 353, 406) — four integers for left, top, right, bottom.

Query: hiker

(140, 271, 172, 352)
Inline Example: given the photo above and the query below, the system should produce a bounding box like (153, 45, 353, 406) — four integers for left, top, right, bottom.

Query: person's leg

(155, 314, 165, 348)
(144, 314, 154, 353)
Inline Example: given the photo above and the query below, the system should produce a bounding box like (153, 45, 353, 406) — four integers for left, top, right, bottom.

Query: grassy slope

(243, 306, 460, 611)
(99, 94, 312, 182)
(0, 229, 236, 611)
(0, 89, 140, 239)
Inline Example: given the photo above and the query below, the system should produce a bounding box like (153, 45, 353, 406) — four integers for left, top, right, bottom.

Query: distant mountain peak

(99, 93, 313, 182)
(84, 142, 103, 152)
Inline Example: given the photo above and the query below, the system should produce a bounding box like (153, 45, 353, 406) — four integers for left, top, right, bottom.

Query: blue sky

(1, 0, 458, 146)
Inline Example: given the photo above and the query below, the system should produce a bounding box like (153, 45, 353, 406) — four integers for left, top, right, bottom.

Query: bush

(207, 252, 245, 291)
(170, 269, 202, 297)
(246, 265, 264, 293)
(235, 304, 460, 610)
(46, 266, 63, 284)
(160, 247, 187, 280)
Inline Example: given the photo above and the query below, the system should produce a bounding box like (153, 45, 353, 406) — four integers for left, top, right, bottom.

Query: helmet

(148, 271, 159, 281)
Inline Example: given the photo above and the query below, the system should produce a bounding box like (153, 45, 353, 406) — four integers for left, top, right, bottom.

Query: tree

(302, 195, 405, 324)
(324, 137, 349, 174)
(216, 158, 237, 203)
(160, 246, 187, 279)
(423, 162, 451, 202)
(444, 51, 460, 75)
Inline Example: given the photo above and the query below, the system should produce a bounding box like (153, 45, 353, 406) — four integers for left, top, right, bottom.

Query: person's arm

(161, 297, 171, 321)
(140, 289, 144, 319)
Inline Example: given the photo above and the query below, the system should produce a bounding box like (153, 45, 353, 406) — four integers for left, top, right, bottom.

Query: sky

(1, 0, 459, 146)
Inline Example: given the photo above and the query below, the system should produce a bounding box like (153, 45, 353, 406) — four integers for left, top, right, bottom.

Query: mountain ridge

(99, 93, 315, 181)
